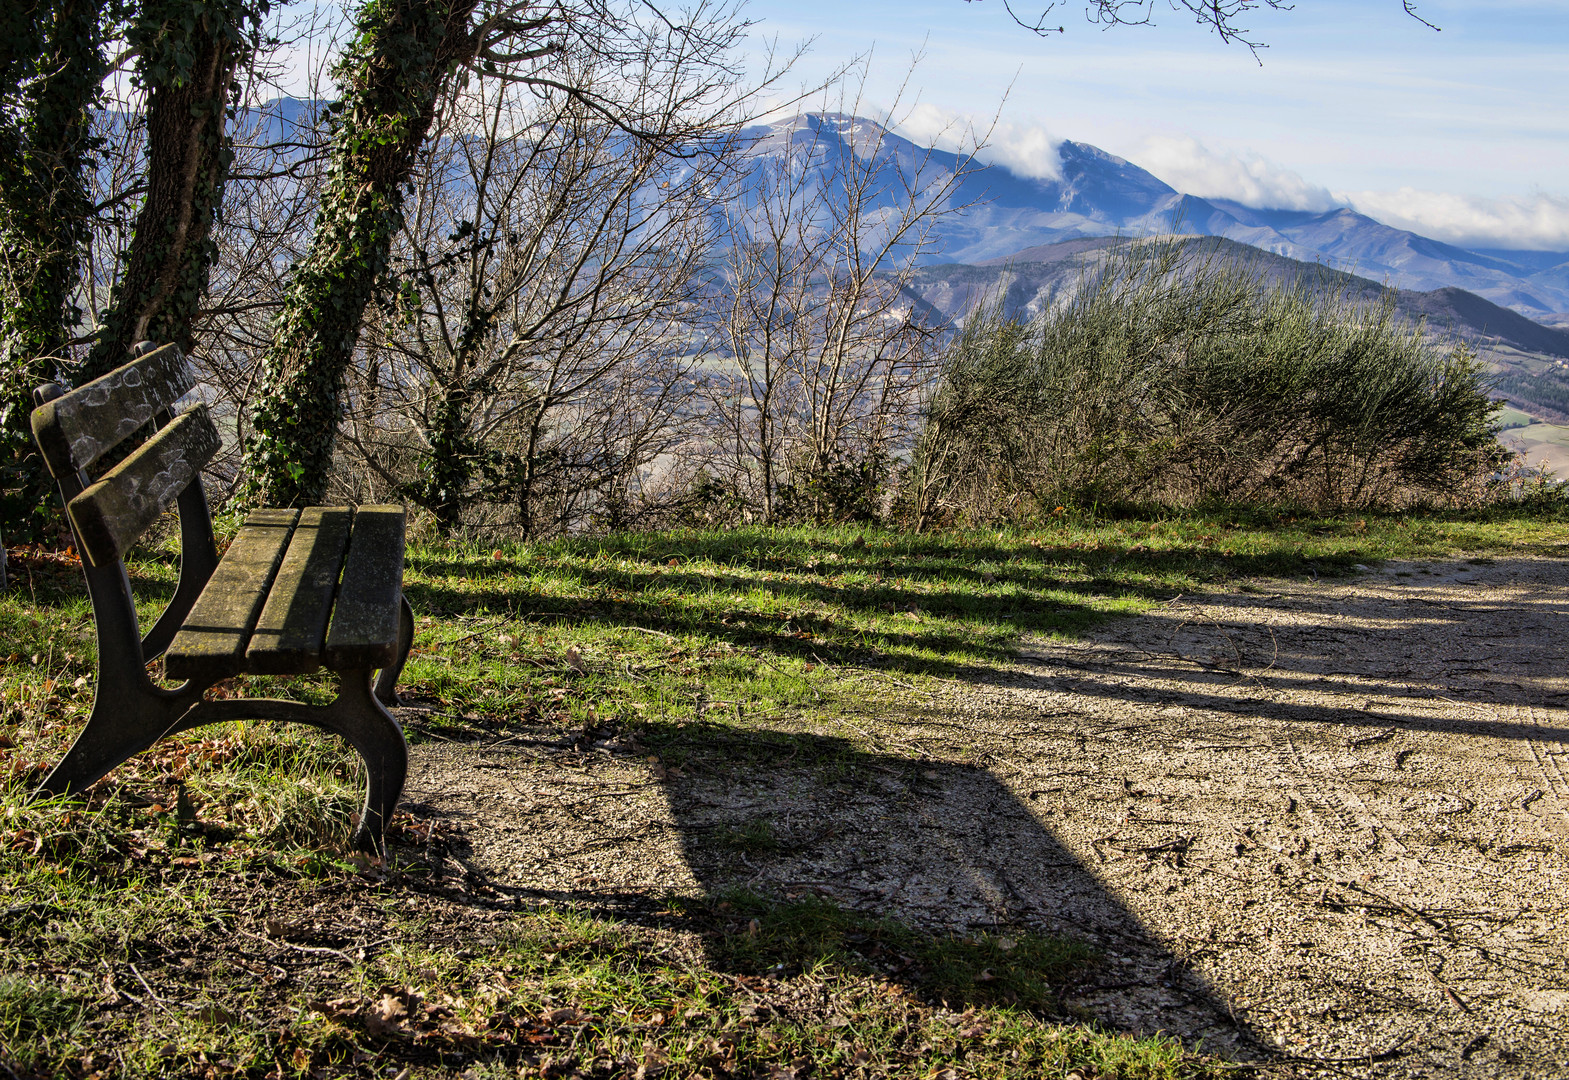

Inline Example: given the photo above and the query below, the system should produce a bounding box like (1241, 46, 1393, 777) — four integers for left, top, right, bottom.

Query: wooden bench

(27, 343, 413, 854)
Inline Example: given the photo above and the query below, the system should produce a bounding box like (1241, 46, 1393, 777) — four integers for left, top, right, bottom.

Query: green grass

(0, 975, 87, 1073)
(392, 510, 1569, 740)
(682, 891, 1096, 1011)
(1494, 404, 1536, 431)
(2, 509, 1565, 1077)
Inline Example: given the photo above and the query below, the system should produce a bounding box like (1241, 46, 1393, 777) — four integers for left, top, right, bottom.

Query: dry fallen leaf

(196, 1004, 235, 1026)
(635, 1045, 669, 1079)
(365, 994, 410, 1038)
(565, 646, 585, 673)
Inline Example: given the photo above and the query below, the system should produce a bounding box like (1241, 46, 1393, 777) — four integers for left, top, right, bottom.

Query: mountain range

(740, 114, 1569, 322)
(234, 103, 1569, 439)
(244, 102, 1569, 324)
(738, 114, 1569, 460)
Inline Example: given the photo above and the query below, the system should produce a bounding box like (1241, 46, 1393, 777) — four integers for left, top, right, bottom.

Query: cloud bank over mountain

(1341, 189, 1569, 252)
(1118, 137, 1569, 253)
(1130, 135, 1338, 214)
(896, 104, 1064, 182)
(1117, 134, 1569, 253)
(819, 97, 1569, 254)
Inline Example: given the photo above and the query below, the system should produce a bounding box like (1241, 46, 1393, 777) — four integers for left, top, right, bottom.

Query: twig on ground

(239, 927, 356, 963)
(128, 963, 175, 1014)
(843, 669, 935, 697)
(622, 625, 678, 641)
(436, 615, 510, 647)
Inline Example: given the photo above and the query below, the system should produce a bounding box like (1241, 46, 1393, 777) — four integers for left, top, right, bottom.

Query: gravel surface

(404, 556, 1569, 1077)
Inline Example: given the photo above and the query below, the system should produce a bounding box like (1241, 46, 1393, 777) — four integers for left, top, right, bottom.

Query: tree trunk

(422, 385, 475, 534)
(79, 0, 255, 381)
(0, 0, 105, 541)
(242, 0, 481, 507)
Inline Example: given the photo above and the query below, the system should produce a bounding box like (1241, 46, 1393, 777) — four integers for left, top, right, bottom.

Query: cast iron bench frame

(28, 343, 413, 854)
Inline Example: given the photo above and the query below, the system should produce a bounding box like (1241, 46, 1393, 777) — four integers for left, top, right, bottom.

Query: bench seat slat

(31, 343, 196, 478)
(246, 507, 353, 675)
(166, 509, 299, 680)
(66, 405, 222, 568)
(324, 505, 406, 669)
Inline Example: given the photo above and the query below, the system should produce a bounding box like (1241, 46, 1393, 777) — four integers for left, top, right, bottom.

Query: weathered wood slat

(165, 509, 299, 680)
(246, 507, 353, 675)
(66, 405, 221, 567)
(324, 506, 406, 669)
(30, 344, 196, 478)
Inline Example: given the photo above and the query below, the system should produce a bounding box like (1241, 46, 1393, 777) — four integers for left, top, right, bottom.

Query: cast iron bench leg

(333, 667, 409, 855)
(374, 594, 415, 707)
(178, 671, 408, 855)
(35, 683, 205, 799)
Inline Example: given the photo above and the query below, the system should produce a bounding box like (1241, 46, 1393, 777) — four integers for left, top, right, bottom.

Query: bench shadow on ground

(401, 720, 1268, 1062)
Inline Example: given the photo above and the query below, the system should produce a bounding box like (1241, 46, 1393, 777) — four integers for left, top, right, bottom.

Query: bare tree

(333, 60, 741, 536)
(240, 0, 766, 508)
(77, 0, 268, 381)
(80, 10, 344, 497)
(703, 67, 988, 523)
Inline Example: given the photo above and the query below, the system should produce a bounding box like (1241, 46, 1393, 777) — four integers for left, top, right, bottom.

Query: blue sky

(738, 0, 1569, 250)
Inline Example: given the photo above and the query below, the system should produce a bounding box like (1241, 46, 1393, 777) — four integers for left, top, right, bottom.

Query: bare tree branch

(978, 0, 1441, 55)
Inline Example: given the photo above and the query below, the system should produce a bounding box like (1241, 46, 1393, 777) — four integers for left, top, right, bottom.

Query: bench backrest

(32, 344, 220, 567)
(30, 344, 222, 674)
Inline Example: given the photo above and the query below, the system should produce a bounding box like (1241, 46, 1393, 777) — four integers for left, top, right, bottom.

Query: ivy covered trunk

(418, 385, 479, 534)
(79, 0, 260, 382)
(410, 259, 504, 534)
(242, 0, 481, 507)
(0, 0, 105, 540)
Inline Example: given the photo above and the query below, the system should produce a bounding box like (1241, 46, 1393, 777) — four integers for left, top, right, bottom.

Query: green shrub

(907, 236, 1508, 525)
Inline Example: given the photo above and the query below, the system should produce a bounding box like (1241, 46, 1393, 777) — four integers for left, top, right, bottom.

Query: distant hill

(913, 236, 1569, 358)
(1400, 288, 1569, 360)
(902, 235, 1569, 424)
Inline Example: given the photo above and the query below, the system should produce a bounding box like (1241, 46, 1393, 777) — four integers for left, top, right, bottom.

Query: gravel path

(405, 556, 1569, 1077)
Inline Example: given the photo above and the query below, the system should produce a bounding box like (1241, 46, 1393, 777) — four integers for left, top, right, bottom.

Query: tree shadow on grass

(1016, 567, 1569, 744)
(401, 531, 1353, 688)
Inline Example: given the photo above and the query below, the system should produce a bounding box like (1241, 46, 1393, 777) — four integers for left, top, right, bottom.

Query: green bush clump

(907, 236, 1510, 526)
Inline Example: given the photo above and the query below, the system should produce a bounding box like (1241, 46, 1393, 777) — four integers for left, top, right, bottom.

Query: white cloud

(974, 120, 1064, 183)
(895, 104, 1064, 181)
(1339, 188, 1569, 251)
(1131, 135, 1338, 212)
(1120, 133, 1569, 251)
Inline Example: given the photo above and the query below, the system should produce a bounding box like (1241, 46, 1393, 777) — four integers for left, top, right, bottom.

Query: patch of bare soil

(405, 555, 1569, 1077)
